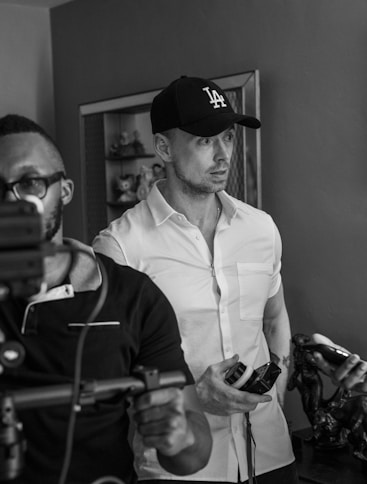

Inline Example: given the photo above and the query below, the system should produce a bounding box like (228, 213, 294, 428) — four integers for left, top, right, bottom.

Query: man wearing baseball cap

(94, 76, 298, 484)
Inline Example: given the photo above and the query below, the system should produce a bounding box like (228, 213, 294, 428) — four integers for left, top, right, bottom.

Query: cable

(57, 249, 109, 484)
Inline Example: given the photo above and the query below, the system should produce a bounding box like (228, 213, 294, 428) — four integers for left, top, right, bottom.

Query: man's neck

(44, 250, 72, 290)
(43, 231, 71, 290)
(158, 180, 222, 255)
(160, 180, 218, 223)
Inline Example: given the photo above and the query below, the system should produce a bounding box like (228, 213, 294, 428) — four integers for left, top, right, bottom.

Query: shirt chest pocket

(237, 262, 272, 320)
(67, 321, 123, 377)
(68, 321, 121, 332)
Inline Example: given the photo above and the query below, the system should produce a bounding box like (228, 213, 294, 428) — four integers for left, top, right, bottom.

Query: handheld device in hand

(303, 344, 350, 365)
(225, 361, 281, 394)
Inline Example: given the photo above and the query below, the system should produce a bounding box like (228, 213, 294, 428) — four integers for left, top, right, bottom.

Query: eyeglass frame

(0, 171, 65, 201)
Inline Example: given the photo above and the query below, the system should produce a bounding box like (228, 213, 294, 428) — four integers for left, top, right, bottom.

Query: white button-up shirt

(93, 182, 294, 481)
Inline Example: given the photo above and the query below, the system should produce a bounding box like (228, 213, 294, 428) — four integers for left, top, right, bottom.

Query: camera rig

(0, 367, 186, 481)
(0, 199, 187, 481)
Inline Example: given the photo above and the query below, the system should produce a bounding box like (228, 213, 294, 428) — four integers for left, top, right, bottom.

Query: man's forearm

(266, 321, 291, 406)
(270, 345, 290, 406)
(157, 410, 212, 475)
(263, 290, 292, 407)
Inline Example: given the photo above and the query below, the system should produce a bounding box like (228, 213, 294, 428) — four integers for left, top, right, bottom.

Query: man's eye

(225, 131, 235, 142)
(198, 138, 211, 145)
(19, 178, 41, 189)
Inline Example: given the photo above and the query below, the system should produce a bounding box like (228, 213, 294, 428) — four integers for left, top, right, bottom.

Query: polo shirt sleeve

(136, 275, 194, 385)
(269, 219, 282, 298)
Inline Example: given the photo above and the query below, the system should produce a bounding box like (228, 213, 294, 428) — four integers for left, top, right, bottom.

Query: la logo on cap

(202, 87, 227, 109)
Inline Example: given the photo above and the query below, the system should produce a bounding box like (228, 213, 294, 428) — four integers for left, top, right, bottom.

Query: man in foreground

(0, 114, 212, 484)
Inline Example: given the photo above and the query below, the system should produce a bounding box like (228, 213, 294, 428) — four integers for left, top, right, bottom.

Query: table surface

(293, 428, 367, 483)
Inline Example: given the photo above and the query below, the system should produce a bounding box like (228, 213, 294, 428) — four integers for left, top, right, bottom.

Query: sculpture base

(293, 428, 367, 483)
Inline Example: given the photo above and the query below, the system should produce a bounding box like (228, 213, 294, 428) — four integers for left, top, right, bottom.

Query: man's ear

(154, 133, 172, 163)
(61, 178, 74, 206)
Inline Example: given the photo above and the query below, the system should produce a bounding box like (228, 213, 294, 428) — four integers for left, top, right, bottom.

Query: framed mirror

(212, 71, 261, 209)
(79, 70, 261, 243)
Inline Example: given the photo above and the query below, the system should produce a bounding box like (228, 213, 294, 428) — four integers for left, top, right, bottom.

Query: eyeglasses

(0, 171, 65, 201)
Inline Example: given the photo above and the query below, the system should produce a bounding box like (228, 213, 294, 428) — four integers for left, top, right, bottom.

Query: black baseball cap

(150, 76, 261, 137)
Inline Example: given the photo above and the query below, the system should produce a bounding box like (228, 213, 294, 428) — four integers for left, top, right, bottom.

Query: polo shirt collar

(147, 180, 238, 225)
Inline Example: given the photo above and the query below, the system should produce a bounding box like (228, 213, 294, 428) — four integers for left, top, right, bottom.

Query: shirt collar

(216, 190, 238, 221)
(147, 181, 177, 226)
(147, 180, 238, 225)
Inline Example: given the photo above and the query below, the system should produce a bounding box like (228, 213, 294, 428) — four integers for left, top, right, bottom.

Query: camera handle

(10, 367, 186, 410)
(0, 368, 186, 481)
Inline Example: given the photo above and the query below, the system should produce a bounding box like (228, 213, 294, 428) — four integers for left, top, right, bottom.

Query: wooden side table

(293, 428, 367, 483)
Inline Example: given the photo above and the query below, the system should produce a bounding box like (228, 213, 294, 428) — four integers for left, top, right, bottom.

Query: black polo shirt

(0, 240, 193, 484)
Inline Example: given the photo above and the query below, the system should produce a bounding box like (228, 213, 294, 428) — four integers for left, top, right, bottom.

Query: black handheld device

(0, 199, 57, 300)
(225, 361, 281, 394)
(0, 199, 44, 300)
(303, 344, 350, 366)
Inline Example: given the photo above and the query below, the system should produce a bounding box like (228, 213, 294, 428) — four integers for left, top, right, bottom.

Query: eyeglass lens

(0, 172, 64, 201)
(16, 179, 48, 199)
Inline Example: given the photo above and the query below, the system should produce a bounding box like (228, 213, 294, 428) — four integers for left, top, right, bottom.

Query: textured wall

(0, 4, 54, 135)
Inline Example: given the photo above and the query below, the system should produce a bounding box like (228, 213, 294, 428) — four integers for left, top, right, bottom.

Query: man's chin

(210, 181, 227, 192)
(45, 223, 62, 242)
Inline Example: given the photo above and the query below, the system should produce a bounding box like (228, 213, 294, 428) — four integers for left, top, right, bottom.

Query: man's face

(0, 132, 70, 242)
(167, 127, 235, 195)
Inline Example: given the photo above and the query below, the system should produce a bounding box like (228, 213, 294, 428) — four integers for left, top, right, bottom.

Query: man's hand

(196, 355, 272, 415)
(310, 333, 367, 392)
(133, 384, 212, 475)
(133, 387, 194, 456)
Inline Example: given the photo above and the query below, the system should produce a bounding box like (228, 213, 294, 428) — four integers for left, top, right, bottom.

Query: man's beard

(172, 162, 228, 195)
(45, 199, 63, 241)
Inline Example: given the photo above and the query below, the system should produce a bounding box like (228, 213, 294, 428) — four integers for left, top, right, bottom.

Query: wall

(0, 4, 55, 136)
(51, 0, 367, 430)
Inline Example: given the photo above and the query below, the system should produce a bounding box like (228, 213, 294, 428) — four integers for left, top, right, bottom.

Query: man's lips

(210, 169, 227, 176)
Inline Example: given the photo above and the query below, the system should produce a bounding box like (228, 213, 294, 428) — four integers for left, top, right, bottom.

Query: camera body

(0, 199, 46, 300)
(225, 361, 281, 394)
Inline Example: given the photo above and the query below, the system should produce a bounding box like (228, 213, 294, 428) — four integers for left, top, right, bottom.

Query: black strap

(245, 412, 257, 484)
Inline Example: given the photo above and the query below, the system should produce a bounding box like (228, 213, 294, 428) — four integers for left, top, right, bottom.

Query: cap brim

(180, 112, 261, 137)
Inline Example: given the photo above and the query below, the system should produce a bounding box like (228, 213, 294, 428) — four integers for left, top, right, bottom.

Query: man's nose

(214, 139, 231, 162)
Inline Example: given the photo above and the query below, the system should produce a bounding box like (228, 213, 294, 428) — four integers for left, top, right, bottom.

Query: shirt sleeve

(269, 218, 282, 298)
(93, 231, 128, 265)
